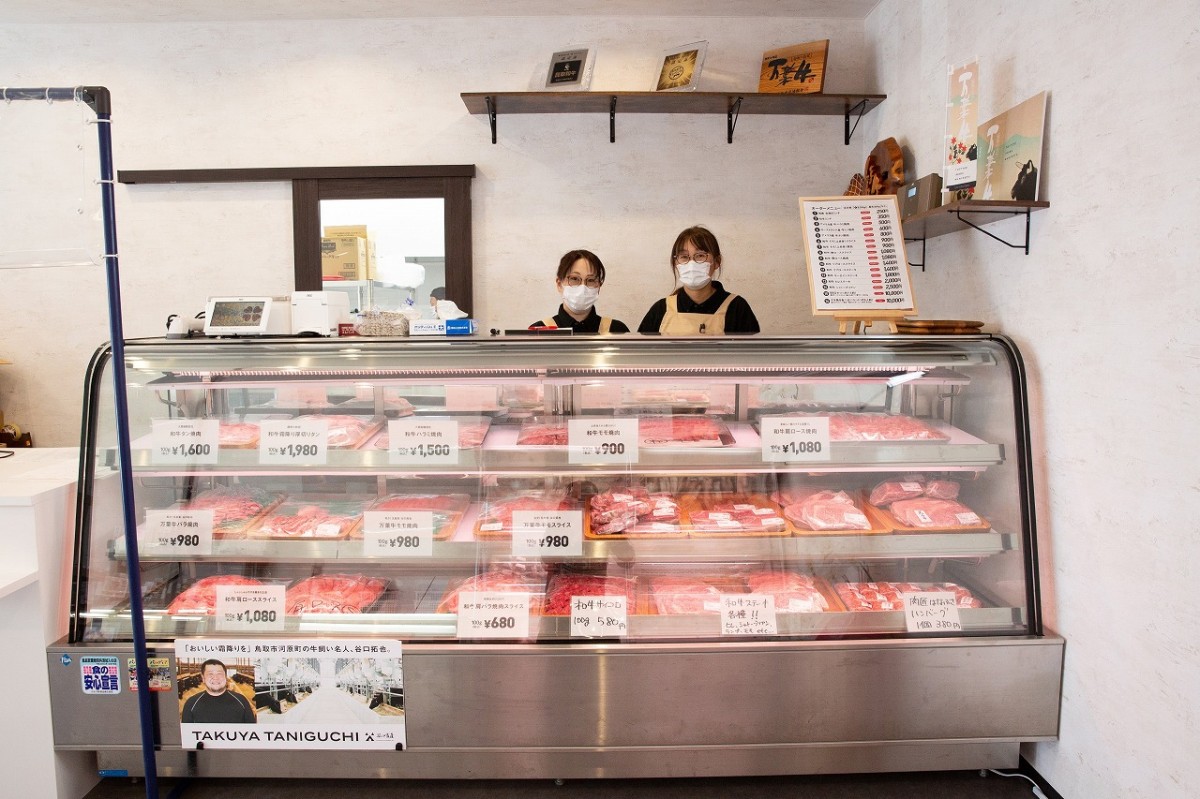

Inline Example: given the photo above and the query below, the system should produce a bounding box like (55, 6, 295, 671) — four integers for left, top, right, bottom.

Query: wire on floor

(986, 768, 1049, 798)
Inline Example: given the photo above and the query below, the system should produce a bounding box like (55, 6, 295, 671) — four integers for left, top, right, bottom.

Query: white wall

(0, 14, 865, 446)
(864, 2, 1200, 797)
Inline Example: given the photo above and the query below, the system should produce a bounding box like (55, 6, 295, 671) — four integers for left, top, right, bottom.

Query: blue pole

(92, 92, 162, 799)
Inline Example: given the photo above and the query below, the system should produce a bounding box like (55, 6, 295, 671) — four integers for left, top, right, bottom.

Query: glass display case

(49, 335, 1062, 779)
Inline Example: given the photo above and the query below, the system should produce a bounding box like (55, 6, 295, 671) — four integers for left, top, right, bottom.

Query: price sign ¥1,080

(214, 585, 286, 632)
(760, 416, 831, 462)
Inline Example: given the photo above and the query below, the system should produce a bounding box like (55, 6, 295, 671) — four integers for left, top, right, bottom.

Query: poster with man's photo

(175, 639, 404, 750)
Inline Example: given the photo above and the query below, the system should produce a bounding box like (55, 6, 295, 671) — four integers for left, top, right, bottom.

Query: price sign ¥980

(511, 510, 583, 557)
(141, 510, 214, 556)
(362, 511, 435, 557)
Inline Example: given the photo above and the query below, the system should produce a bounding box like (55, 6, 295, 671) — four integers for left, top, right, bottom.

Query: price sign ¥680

(456, 592, 532, 639)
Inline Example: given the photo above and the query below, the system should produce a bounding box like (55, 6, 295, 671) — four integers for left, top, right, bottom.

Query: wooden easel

(834, 314, 903, 335)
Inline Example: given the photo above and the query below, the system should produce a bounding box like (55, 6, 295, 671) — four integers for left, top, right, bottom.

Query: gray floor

(85, 771, 1046, 798)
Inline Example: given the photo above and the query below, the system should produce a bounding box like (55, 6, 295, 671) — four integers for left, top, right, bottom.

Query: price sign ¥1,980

(259, 419, 329, 465)
(151, 419, 219, 465)
(214, 585, 286, 632)
(141, 510, 214, 556)
(388, 419, 459, 465)
(760, 416, 831, 462)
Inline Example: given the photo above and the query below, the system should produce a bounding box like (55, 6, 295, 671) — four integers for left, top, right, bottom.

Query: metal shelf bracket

(954, 207, 1034, 254)
(844, 98, 868, 145)
(610, 96, 617, 143)
(904, 236, 927, 272)
(727, 96, 743, 143)
(485, 95, 497, 144)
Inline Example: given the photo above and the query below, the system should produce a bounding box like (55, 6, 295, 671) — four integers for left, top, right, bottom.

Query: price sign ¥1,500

(388, 419, 459, 465)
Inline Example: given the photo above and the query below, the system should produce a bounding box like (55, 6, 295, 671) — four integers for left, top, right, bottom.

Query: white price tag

(511, 510, 583, 557)
(141, 510, 214, 556)
(902, 591, 964, 633)
(362, 511, 435, 557)
(151, 419, 219, 464)
(215, 584, 286, 631)
(761, 416, 831, 462)
(456, 592, 532, 638)
(387, 419, 459, 465)
(259, 419, 329, 465)
(567, 418, 639, 464)
(720, 594, 777, 636)
(570, 595, 628, 638)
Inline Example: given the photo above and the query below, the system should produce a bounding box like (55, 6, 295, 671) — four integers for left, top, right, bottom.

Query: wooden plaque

(759, 40, 829, 94)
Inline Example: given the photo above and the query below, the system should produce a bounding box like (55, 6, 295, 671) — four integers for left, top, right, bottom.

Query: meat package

(645, 575, 732, 614)
(587, 485, 685, 537)
(745, 571, 833, 613)
(251, 499, 366, 539)
(436, 567, 549, 613)
(835, 581, 983, 611)
(868, 474, 961, 506)
(475, 490, 581, 539)
(638, 415, 730, 447)
(543, 574, 638, 616)
(777, 489, 875, 532)
(175, 485, 285, 537)
(515, 417, 568, 446)
(882, 497, 987, 530)
(768, 412, 948, 442)
(294, 414, 383, 448)
(284, 573, 388, 614)
(373, 418, 491, 450)
(218, 421, 261, 448)
(166, 574, 267, 615)
(684, 494, 789, 536)
(356, 493, 471, 540)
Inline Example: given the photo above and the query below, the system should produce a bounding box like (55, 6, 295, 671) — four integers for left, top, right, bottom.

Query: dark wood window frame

(118, 165, 475, 313)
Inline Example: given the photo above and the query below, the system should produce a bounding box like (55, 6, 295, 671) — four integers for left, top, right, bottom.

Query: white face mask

(561, 284, 600, 314)
(677, 261, 712, 290)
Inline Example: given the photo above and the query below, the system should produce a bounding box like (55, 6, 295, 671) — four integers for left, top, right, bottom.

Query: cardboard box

(321, 236, 369, 281)
(323, 225, 375, 280)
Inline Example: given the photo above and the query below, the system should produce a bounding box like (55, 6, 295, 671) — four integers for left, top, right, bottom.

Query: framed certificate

(545, 46, 595, 91)
(654, 41, 707, 92)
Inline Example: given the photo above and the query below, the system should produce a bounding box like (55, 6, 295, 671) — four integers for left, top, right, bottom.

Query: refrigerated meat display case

(47, 334, 1062, 779)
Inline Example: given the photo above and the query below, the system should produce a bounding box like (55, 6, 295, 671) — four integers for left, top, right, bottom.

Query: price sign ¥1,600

(152, 419, 219, 465)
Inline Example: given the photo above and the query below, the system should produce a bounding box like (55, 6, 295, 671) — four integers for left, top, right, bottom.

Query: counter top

(0, 448, 80, 505)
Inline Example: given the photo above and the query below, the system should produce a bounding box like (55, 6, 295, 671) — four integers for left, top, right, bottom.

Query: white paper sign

(152, 419, 219, 464)
(387, 419, 459, 465)
(511, 509, 583, 557)
(259, 419, 329, 465)
(570, 595, 628, 638)
(362, 511, 435, 557)
(720, 594, 778, 636)
(456, 592, 532, 638)
(142, 509, 214, 556)
(215, 584, 286, 631)
(567, 418, 639, 464)
(761, 416, 831, 462)
(903, 591, 964, 633)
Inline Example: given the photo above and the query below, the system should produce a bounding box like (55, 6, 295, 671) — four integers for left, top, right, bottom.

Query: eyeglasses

(564, 275, 601, 288)
(674, 251, 711, 265)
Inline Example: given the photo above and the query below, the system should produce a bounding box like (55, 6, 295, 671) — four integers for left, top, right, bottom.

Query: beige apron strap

(598, 318, 612, 334)
(541, 317, 557, 327)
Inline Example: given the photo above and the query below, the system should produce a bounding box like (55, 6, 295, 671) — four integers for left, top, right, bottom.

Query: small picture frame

(758, 40, 829, 94)
(545, 46, 596, 92)
(654, 41, 708, 92)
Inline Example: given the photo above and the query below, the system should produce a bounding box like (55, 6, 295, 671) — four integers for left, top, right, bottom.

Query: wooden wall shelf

(460, 91, 885, 144)
(902, 200, 1050, 268)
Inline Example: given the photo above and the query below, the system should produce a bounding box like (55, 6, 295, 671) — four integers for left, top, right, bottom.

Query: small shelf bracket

(904, 236, 927, 272)
(727, 96, 743, 144)
(844, 98, 868, 145)
(485, 95, 497, 144)
(954, 207, 1034, 254)
(610, 96, 617, 143)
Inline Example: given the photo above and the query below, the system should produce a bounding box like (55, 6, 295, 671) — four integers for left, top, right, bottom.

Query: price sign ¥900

(141, 510, 214, 556)
(567, 418, 638, 464)
(362, 511, 435, 557)
(259, 419, 329, 465)
(456, 592, 532, 639)
(214, 585, 286, 632)
(152, 419, 219, 465)
(388, 419, 459, 465)
(760, 416, 831, 463)
(511, 510, 583, 557)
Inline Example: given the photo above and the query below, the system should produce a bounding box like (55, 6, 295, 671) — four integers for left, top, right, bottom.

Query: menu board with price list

(798, 196, 916, 317)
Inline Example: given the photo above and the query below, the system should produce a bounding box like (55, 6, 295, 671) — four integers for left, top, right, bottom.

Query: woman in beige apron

(637, 226, 760, 335)
(529, 249, 629, 334)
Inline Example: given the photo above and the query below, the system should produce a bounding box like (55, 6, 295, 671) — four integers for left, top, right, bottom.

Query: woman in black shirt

(530, 249, 630, 334)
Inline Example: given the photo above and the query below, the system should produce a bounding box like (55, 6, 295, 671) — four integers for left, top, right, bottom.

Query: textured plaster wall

(865, 2, 1200, 797)
(0, 15, 864, 445)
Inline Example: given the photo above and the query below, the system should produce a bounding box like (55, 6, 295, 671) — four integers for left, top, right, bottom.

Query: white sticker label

(215, 584, 286, 631)
(81, 655, 122, 694)
(362, 511, 435, 557)
(570, 595, 628, 638)
(152, 419, 219, 464)
(141, 510, 214, 556)
(761, 416, 831, 462)
(902, 591, 964, 633)
(259, 419, 329, 465)
(720, 594, 778, 636)
(567, 418, 639, 464)
(387, 419, 459, 465)
(511, 510, 583, 557)
(456, 592, 532, 638)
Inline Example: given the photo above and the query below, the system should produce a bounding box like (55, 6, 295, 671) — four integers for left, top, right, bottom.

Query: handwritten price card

(571, 596, 628, 638)
(567, 418, 638, 464)
(456, 592, 532, 638)
(259, 419, 329, 466)
(720, 594, 778, 636)
(141, 509, 214, 556)
(362, 511, 435, 557)
(799, 196, 916, 316)
(511, 510, 583, 557)
(215, 584, 286, 632)
(388, 419, 458, 465)
(152, 419, 219, 465)
(760, 415, 831, 462)
(903, 592, 964, 633)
